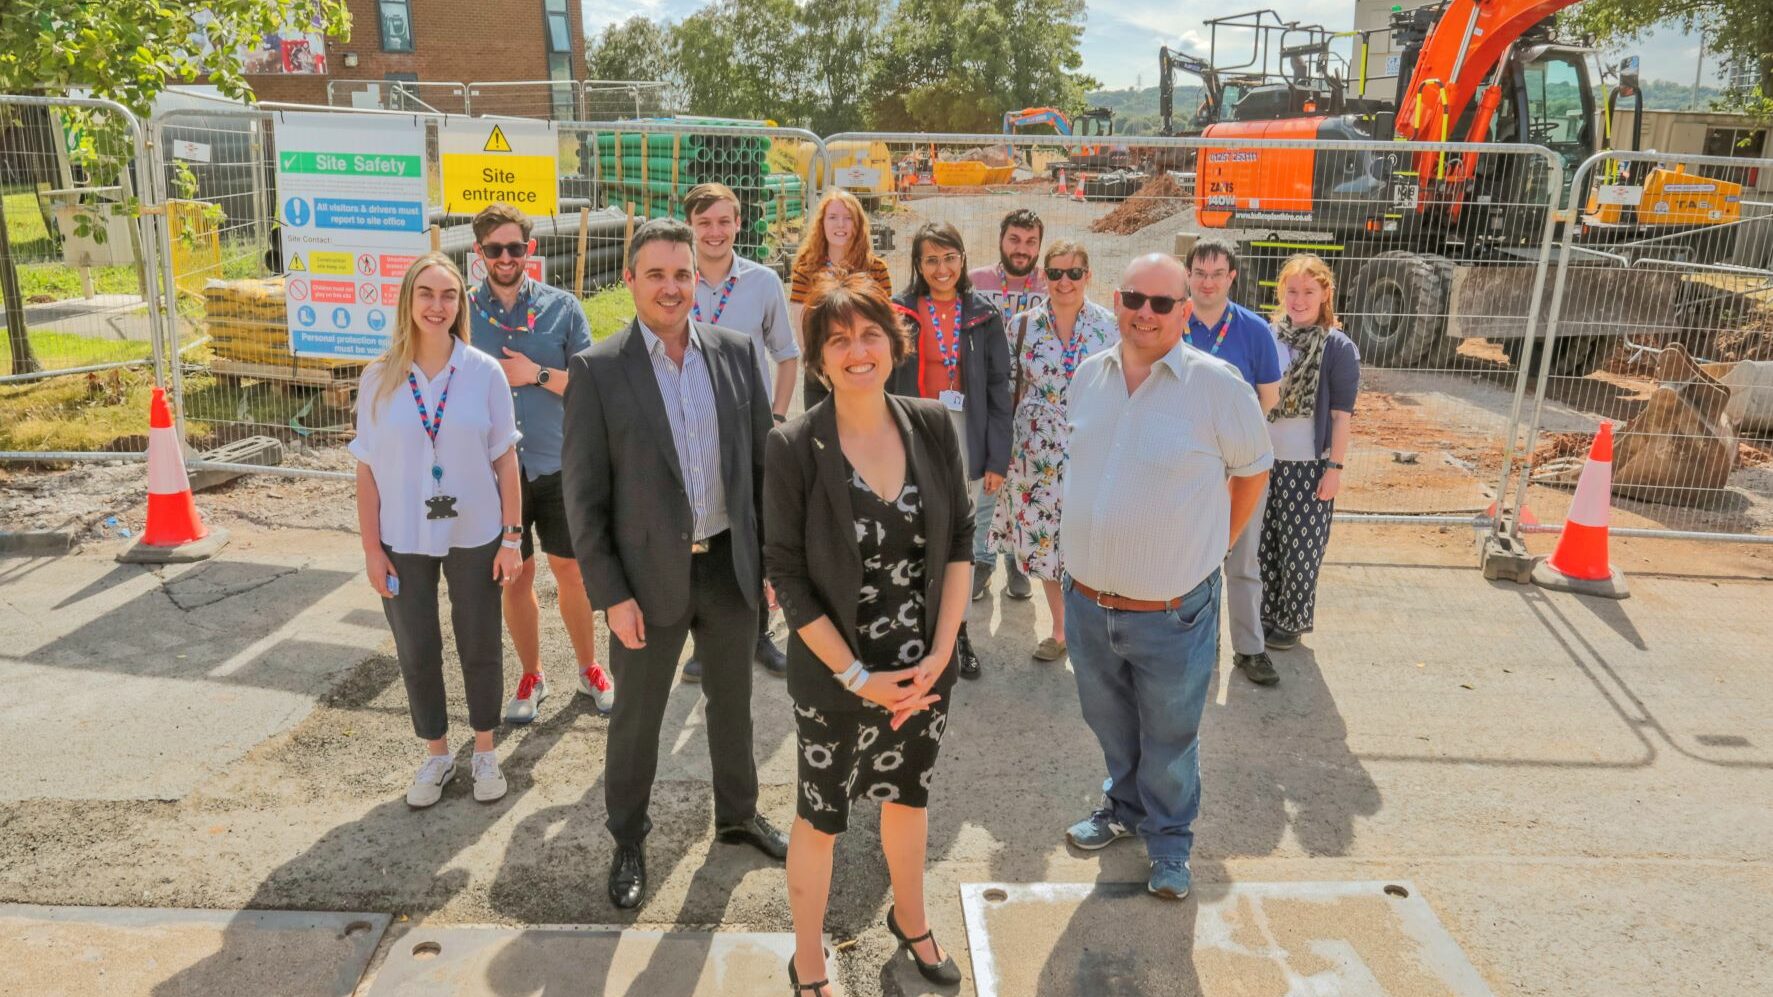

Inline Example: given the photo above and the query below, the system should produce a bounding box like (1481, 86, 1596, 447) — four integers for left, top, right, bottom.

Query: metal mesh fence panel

(581, 81, 674, 122)
(0, 94, 174, 456)
(143, 106, 824, 475)
(825, 131, 1561, 521)
(466, 81, 580, 122)
(1509, 149, 1773, 541)
(324, 79, 468, 115)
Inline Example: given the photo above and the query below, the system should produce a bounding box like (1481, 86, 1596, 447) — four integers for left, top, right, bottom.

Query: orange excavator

(1194, 1, 1740, 374)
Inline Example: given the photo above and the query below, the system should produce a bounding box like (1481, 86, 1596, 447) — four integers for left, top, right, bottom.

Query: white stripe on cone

(1566, 456, 1612, 528)
(147, 424, 192, 495)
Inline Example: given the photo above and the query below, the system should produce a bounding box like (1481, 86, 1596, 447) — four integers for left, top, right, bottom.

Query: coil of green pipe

(593, 133, 703, 156)
(597, 155, 705, 177)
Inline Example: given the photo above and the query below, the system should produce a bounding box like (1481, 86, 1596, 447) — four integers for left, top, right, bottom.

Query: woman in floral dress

(989, 239, 1118, 661)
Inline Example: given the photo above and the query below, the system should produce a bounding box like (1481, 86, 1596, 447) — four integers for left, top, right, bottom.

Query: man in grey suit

(561, 219, 789, 910)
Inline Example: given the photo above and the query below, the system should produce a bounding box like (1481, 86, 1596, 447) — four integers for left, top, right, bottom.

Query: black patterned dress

(792, 464, 950, 835)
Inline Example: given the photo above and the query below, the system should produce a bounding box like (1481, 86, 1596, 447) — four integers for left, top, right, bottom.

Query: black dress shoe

(608, 843, 646, 909)
(716, 813, 789, 861)
(886, 905, 963, 985)
(754, 633, 788, 676)
(956, 628, 981, 680)
(1263, 626, 1301, 651)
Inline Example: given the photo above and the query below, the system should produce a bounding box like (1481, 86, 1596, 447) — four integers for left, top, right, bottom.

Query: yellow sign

(287, 252, 307, 271)
(441, 120, 558, 216)
(309, 251, 353, 275)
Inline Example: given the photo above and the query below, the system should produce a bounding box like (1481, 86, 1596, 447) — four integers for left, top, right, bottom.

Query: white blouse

(349, 338, 520, 556)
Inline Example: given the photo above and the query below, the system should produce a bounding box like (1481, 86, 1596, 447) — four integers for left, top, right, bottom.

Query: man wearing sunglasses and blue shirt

(466, 203, 614, 726)
(1182, 237, 1282, 687)
(1059, 253, 1272, 902)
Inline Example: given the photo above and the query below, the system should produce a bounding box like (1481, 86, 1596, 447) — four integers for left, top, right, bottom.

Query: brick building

(246, 0, 585, 115)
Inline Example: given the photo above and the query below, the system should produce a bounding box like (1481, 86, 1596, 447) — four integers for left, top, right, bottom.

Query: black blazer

(764, 394, 974, 711)
(561, 319, 772, 625)
(802, 290, 1012, 484)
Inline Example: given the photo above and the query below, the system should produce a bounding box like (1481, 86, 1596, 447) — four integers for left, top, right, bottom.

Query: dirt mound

(1090, 173, 1188, 235)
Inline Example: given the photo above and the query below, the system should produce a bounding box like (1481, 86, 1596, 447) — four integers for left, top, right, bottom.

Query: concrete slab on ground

(961, 880, 1490, 997)
(361, 925, 800, 996)
(0, 541, 384, 802)
(0, 904, 388, 997)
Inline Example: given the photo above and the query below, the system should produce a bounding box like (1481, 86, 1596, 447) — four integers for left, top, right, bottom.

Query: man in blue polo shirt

(1183, 237, 1282, 686)
(465, 202, 614, 723)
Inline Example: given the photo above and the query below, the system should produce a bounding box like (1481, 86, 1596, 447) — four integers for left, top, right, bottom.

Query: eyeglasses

(1117, 290, 1182, 315)
(480, 242, 529, 259)
(1044, 266, 1087, 281)
(1189, 269, 1231, 282)
(919, 253, 963, 269)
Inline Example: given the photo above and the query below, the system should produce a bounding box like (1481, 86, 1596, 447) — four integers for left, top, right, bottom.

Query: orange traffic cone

(1071, 176, 1086, 202)
(1531, 422, 1627, 598)
(1055, 167, 1068, 197)
(118, 387, 229, 563)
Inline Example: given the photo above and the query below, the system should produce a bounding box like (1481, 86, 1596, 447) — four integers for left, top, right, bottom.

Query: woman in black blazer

(764, 272, 973, 995)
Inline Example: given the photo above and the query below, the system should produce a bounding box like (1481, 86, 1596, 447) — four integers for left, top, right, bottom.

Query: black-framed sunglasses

(1117, 290, 1182, 314)
(1044, 266, 1087, 281)
(480, 241, 529, 259)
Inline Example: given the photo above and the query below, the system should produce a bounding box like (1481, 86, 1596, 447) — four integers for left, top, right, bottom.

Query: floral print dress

(988, 300, 1119, 581)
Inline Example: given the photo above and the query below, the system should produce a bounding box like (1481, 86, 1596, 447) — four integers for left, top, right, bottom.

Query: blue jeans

(973, 481, 998, 566)
(1064, 570, 1221, 861)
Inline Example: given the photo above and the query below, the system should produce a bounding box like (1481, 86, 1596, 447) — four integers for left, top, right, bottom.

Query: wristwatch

(503, 524, 523, 536)
(535, 367, 551, 387)
(772, 413, 787, 424)
(1325, 460, 1345, 470)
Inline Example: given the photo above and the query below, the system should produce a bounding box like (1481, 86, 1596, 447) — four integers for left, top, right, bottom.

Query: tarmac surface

(1, 509, 1770, 996)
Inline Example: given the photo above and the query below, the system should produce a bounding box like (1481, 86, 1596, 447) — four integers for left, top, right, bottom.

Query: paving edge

(0, 530, 80, 556)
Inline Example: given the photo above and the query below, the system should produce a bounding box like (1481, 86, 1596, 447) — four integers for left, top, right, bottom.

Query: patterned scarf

(1269, 314, 1328, 422)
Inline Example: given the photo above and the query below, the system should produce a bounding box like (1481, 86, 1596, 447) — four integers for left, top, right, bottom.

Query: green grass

(0, 330, 153, 374)
(581, 284, 635, 340)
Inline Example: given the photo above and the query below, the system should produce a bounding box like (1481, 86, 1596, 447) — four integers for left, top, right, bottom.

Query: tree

(0, 1, 351, 118)
(797, 0, 886, 134)
(866, 0, 1098, 132)
(585, 16, 676, 88)
(1566, 2, 1773, 110)
(0, 1, 349, 374)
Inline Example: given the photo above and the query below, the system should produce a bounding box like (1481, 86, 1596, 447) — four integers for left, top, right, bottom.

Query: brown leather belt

(1068, 578, 1185, 612)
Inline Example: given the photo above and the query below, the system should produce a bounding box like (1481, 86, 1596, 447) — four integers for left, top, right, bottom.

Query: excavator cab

(1509, 44, 1600, 183)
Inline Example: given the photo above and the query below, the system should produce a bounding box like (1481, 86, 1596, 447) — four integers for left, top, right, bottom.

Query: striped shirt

(789, 254, 893, 305)
(640, 321, 730, 541)
(1060, 337, 1274, 601)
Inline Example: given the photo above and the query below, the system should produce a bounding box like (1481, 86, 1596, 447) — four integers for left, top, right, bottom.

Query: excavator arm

(1158, 46, 1223, 135)
(1392, 0, 1584, 145)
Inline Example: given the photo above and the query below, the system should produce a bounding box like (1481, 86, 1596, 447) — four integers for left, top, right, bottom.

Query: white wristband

(846, 667, 872, 693)
(499, 539, 522, 550)
(835, 658, 866, 690)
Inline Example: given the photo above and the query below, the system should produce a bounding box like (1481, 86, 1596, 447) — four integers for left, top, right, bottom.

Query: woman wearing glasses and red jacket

(883, 221, 1012, 681)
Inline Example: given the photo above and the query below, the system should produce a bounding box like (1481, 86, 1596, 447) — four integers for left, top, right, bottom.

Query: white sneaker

(504, 672, 548, 725)
(406, 754, 455, 808)
(577, 663, 615, 714)
(471, 751, 507, 803)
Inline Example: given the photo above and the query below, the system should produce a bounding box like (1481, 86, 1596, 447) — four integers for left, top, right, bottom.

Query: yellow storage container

(932, 161, 988, 186)
(981, 165, 1016, 185)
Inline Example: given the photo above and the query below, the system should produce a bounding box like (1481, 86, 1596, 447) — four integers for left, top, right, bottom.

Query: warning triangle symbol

(483, 125, 512, 153)
(288, 252, 306, 272)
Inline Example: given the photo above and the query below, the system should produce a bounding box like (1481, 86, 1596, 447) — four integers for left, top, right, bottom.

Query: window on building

(544, 0, 572, 53)
(380, 0, 414, 52)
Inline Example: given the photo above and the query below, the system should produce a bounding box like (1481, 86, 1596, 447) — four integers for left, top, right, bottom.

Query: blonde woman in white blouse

(351, 252, 524, 808)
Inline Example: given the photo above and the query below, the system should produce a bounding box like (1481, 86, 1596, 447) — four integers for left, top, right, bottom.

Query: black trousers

(605, 530, 761, 844)
(381, 538, 505, 740)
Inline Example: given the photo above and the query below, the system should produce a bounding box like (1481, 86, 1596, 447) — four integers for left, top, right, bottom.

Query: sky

(581, 0, 1729, 91)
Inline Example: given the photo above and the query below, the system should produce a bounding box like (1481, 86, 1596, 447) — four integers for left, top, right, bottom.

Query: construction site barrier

(1501, 147, 1773, 544)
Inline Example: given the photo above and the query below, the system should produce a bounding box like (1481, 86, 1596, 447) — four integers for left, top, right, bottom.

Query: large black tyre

(1500, 334, 1609, 376)
(1345, 251, 1452, 367)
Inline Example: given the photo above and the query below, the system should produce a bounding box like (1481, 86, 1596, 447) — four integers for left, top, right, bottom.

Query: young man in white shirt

(681, 183, 799, 681)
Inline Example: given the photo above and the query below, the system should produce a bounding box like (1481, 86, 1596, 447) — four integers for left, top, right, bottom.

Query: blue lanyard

(1188, 311, 1232, 356)
(693, 273, 739, 325)
(923, 297, 960, 385)
(1056, 317, 1088, 379)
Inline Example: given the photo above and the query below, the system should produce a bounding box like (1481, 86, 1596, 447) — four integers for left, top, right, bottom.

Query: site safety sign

(275, 112, 429, 359)
(441, 120, 558, 217)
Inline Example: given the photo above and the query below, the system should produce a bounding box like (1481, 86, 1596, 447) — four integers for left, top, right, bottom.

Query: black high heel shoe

(788, 956, 830, 995)
(886, 906, 963, 985)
